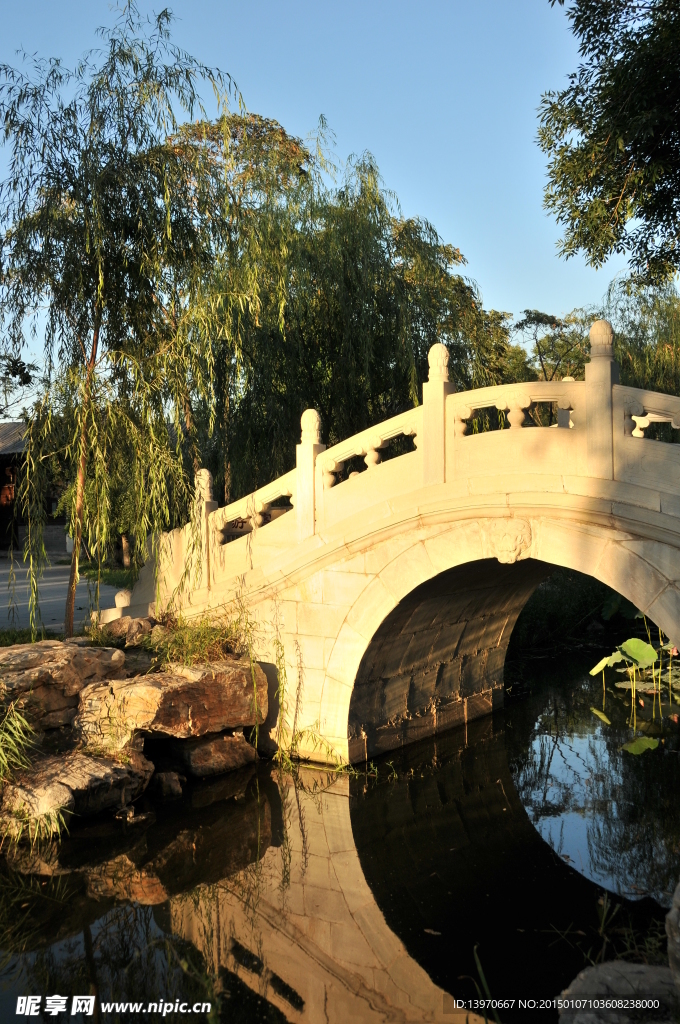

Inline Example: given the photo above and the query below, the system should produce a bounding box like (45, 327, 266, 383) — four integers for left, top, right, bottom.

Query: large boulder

(0, 640, 127, 730)
(666, 879, 680, 988)
(74, 659, 268, 752)
(171, 731, 257, 778)
(1, 750, 154, 840)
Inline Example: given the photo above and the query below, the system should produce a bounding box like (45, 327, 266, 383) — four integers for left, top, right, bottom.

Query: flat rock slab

(171, 731, 257, 777)
(1, 750, 154, 834)
(0, 640, 127, 730)
(75, 659, 267, 751)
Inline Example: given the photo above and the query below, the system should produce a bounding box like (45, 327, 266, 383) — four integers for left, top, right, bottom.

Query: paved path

(0, 564, 119, 633)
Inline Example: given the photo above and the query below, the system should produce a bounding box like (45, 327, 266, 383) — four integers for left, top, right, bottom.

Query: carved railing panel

(614, 386, 680, 493)
(446, 381, 585, 480)
(317, 407, 422, 490)
(448, 380, 583, 436)
(209, 468, 297, 542)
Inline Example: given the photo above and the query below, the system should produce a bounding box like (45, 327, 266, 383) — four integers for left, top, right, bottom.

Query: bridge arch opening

(346, 553, 663, 763)
(348, 558, 552, 761)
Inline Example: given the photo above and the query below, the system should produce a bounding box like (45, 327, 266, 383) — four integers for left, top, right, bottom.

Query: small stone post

(195, 468, 218, 588)
(585, 320, 619, 480)
(296, 410, 325, 542)
(423, 343, 454, 486)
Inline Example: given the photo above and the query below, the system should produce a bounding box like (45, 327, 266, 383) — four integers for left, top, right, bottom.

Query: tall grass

(142, 616, 241, 666)
(0, 701, 34, 784)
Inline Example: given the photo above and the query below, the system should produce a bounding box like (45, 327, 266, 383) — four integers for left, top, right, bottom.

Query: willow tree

(198, 148, 513, 501)
(605, 277, 680, 394)
(0, 5, 252, 634)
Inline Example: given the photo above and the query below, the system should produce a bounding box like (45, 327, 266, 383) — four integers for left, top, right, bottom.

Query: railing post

(195, 468, 218, 588)
(423, 343, 454, 486)
(296, 409, 325, 542)
(585, 319, 619, 480)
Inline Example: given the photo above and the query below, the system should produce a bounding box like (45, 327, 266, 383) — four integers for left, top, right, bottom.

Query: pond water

(1, 652, 679, 1023)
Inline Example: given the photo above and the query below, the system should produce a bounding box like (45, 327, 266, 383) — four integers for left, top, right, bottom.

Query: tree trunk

(64, 326, 99, 638)
(184, 394, 201, 476)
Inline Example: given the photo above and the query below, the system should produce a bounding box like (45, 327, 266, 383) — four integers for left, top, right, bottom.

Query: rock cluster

(0, 627, 269, 841)
(0, 639, 127, 729)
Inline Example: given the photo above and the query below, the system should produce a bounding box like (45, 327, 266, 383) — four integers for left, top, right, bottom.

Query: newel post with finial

(422, 343, 455, 486)
(296, 409, 326, 542)
(585, 319, 619, 480)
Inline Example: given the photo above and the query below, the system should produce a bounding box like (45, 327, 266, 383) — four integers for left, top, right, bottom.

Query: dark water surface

(1, 658, 679, 1023)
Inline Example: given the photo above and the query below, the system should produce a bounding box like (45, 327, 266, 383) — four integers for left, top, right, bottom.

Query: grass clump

(78, 561, 136, 590)
(0, 627, 63, 646)
(0, 702, 63, 853)
(0, 701, 35, 784)
(141, 615, 241, 667)
(1, 808, 67, 851)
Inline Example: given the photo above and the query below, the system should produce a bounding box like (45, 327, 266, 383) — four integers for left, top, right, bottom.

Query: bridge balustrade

(122, 318, 680, 624)
(196, 318, 680, 583)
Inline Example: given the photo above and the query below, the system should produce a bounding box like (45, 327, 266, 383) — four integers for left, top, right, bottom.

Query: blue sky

(0, 0, 629, 321)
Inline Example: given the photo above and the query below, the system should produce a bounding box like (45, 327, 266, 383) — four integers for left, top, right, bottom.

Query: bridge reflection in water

(170, 719, 624, 1023)
(2, 711, 669, 1023)
(169, 765, 467, 1023)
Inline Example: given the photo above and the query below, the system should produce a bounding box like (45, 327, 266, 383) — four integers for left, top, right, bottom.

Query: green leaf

(591, 707, 611, 725)
(619, 638, 658, 668)
(590, 650, 625, 675)
(621, 736, 659, 755)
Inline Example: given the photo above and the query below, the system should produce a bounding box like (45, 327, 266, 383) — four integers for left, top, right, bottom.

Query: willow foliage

(0, 4, 263, 634)
(199, 143, 513, 501)
(605, 277, 680, 394)
(1, 6, 515, 631)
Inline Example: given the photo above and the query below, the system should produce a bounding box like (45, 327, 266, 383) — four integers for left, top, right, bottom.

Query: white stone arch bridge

(106, 320, 680, 763)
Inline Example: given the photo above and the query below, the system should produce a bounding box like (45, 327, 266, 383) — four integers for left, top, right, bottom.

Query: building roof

(0, 421, 26, 456)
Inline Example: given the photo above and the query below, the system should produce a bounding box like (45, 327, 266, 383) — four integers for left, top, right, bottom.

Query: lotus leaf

(590, 650, 625, 676)
(620, 736, 659, 755)
(590, 708, 611, 725)
(619, 639, 658, 669)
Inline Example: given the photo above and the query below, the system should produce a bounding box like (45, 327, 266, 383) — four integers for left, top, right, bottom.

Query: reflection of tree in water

(508, 673, 680, 906)
(5, 902, 218, 1021)
(585, 729, 680, 905)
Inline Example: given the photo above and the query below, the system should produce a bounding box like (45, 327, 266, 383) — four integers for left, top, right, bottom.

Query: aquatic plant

(590, 638, 663, 737)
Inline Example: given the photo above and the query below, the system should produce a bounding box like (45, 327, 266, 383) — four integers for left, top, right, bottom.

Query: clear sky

(0, 0, 630, 322)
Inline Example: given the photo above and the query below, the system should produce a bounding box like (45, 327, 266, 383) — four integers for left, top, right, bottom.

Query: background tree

(0, 4, 247, 634)
(513, 309, 591, 381)
(539, 0, 680, 282)
(605, 276, 680, 394)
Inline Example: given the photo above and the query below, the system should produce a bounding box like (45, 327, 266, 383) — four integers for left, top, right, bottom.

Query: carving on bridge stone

(300, 408, 322, 444)
(195, 468, 213, 503)
(482, 518, 532, 564)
